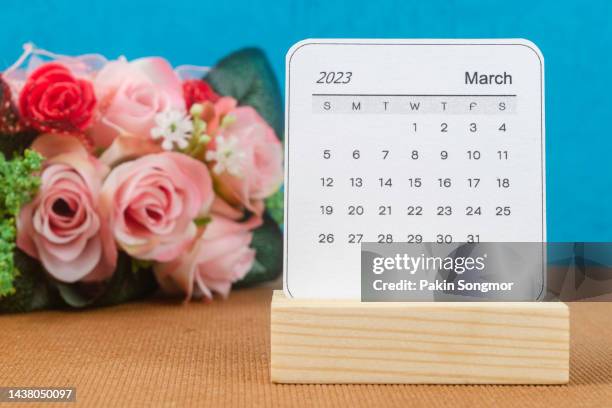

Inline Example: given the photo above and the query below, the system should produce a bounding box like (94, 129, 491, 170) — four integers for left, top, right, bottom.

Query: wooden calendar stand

(270, 291, 569, 384)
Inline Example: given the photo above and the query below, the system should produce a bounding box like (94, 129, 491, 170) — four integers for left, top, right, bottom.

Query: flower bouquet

(0, 44, 284, 312)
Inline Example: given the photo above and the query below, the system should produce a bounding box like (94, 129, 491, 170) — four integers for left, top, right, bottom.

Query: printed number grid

(311, 94, 536, 246)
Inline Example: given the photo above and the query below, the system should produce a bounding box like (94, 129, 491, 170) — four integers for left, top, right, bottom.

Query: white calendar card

(283, 39, 545, 299)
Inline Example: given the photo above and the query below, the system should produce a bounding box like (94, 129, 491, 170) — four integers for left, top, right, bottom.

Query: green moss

(0, 149, 42, 297)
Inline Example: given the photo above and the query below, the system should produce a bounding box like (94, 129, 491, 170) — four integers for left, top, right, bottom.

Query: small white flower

(205, 135, 246, 177)
(150, 110, 194, 151)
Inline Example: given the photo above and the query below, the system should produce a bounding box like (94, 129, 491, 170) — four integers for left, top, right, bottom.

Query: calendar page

(284, 39, 545, 299)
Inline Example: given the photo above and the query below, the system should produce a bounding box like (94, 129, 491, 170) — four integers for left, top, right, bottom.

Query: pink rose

(201, 96, 237, 136)
(154, 214, 262, 300)
(91, 57, 185, 148)
(205, 105, 283, 217)
(100, 152, 213, 262)
(17, 134, 116, 282)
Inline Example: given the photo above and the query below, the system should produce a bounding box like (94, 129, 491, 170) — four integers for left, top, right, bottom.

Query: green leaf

(235, 211, 283, 287)
(205, 48, 284, 140)
(265, 188, 284, 226)
(0, 250, 59, 313)
(54, 252, 158, 309)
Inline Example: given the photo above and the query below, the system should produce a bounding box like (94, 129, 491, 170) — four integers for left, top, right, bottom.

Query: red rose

(182, 79, 219, 109)
(18, 62, 96, 133)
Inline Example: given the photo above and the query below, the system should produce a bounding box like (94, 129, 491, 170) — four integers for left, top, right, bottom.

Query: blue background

(3, 0, 611, 242)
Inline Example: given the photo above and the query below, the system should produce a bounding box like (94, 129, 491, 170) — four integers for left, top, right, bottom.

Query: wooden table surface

(1, 287, 611, 407)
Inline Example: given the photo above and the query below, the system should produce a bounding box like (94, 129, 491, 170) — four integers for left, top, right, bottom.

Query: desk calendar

(283, 39, 545, 299)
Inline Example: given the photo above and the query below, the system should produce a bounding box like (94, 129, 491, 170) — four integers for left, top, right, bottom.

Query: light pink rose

(100, 152, 214, 262)
(91, 57, 185, 148)
(201, 96, 237, 136)
(205, 105, 283, 217)
(17, 134, 117, 282)
(154, 214, 262, 300)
